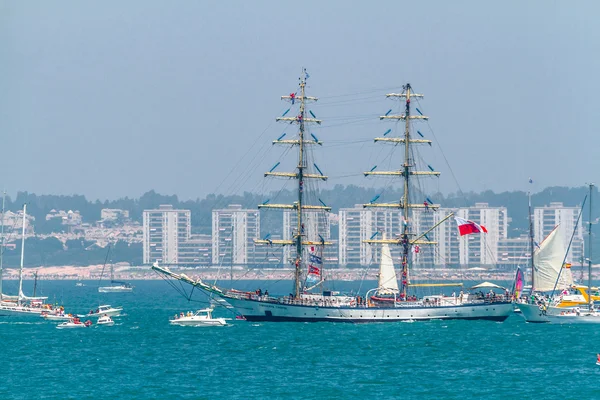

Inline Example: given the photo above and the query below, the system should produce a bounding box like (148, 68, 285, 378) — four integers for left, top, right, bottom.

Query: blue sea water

(2, 280, 600, 400)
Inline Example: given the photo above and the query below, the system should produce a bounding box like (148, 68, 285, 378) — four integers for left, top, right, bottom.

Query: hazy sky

(2, 1, 598, 201)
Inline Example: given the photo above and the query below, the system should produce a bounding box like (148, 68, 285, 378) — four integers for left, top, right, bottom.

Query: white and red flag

(454, 217, 487, 236)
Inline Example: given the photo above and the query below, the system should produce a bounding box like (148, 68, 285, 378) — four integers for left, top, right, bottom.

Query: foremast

(362, 84, 441, 300)
(254, 69, 331, 298)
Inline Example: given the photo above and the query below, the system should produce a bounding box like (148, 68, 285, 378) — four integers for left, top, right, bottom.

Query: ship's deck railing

(223, 290, 512, 308)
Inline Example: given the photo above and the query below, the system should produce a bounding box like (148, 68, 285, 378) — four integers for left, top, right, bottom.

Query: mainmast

(588, 183, 594, 307)
(528, 188, 535, 291)
(363, 84, 439, 299)
(254, 69, 330, 298)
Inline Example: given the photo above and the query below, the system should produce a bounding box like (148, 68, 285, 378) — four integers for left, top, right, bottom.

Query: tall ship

(153, 75, 513, 322)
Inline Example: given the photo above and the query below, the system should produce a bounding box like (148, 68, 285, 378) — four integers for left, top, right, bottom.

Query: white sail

(533, 226, 573, 291)
(377, 241, 399, 295)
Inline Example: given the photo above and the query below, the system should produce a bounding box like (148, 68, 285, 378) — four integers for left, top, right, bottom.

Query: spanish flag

(563, 263, 572, 269)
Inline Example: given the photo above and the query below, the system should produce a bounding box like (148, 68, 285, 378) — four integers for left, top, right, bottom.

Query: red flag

(454, 217, 487, 236)
(308, 265, 320, 276)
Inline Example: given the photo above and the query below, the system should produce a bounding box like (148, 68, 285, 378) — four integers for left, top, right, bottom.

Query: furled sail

(377, 241, 399, 295)
(533, 226, 573, 291)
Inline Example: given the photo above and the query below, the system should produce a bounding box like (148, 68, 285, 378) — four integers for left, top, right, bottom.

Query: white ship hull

(98, 286, 133, 293)
(170, 318, 227, 326)
(41, 313, 73, 321)
(0, 304, 48, 315)
(223, 296, 513, 322)
(516, 302, 600, 324)
(515, 303, 549, 323)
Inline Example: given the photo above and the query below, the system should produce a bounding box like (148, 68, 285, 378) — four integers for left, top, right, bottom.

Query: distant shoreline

(4, 265, 597, 283)
(0, 265, 545, 282)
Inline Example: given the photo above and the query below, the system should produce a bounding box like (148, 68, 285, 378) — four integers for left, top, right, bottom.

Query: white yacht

(82, 305, 123, 318)
(170, 309, 227, 326)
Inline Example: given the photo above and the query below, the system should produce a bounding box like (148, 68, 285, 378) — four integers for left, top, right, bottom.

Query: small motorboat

(41, 311, 74, 321)
(81, 305, 123, 318)
(56, 318, 93, 329)
(170, 308, 227, 326)
(97, 315, 115, 326)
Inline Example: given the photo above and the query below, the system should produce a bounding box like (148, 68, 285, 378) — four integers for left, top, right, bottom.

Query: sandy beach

(0, 264, 541, 283)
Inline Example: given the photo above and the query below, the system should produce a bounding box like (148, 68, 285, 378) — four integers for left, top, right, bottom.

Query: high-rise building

(497, 235, 530, 270)
(410, 208, 459, 267)
(534, 202, 584, 264)
(455, 203, 508, 267)
(283, 210, 337, 264)
(178, 234, 212, 267)
(338, 206, 402, 267)
(143, 205, 191, 265)
(212, 204, 260, 265)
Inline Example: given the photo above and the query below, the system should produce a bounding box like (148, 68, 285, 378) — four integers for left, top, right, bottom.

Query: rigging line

(415, 98, 469, 208)
(156, 272, 194, 301)
(357, 250, 376, 295)
(319, 119, 378, 129)
(319, 86, 405, 100)
(327, 138, 373, 144)
(212, 110, 281, 195)
(324, 115, 381, 122)
(221, 140, 279, 198)
(327, 173, 365, 180)
(317, 97, 386, 107)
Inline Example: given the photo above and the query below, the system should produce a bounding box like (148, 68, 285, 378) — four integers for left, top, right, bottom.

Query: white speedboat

(97, 315, 115, 326)
(82, 305, 123, 318)
(41, 312, 74, 321)
(170, 309, 227, 326)
(56, 318, 92, 329)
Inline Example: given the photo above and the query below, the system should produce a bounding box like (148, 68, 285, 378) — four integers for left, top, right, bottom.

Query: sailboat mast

(400, 84, 413, 300)
(295, 74, 307, 298)
(33, 271, 38, 297)
(255, 70, 328, 298)
(363, 83, 435, 301)
(18, 204, 26, 306)
(0, 190, 5, 301)
(588, 183, 594, 307)
(528, 190, 535, 291)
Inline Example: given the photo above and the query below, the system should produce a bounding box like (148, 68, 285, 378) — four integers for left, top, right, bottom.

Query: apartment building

(142, 205, 191, 265)
(534, 202, 584, 264)
(212, 204, 260, 265)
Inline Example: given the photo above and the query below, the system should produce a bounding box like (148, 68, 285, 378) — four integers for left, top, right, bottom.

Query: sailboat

(98, 249, 133, 293)
(153, 77, 513, 322)
(516, 184, 600, 322)
(543, 183, 600, 323)
(0, 204, 50, 315)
